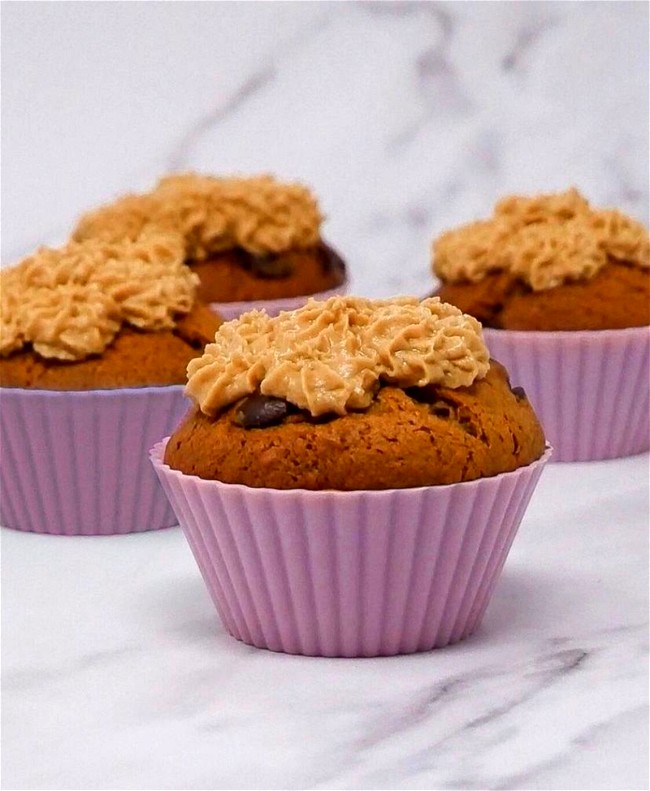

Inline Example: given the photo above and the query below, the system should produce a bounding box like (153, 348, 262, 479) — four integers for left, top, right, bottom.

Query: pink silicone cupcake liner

(483, 326, 650, 462)
(209, 276, 349, 321)
(151, 439, 551, 657)
(1, 387, 189, 535)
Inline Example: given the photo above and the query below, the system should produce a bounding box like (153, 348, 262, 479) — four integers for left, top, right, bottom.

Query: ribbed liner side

(484, 327, 650, 462)
(1, 387, 186, 535)
(1, 393, 50, 533)
(436, 473, 520, 647)
(151, 441, 551, 657)
(359, 494, 396, 657)
(464, 458, 547, 637)
(167, 474, 245, 641)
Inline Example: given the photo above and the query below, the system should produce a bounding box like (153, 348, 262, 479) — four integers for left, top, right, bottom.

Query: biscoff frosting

(433, 188, 649, 290)
(508, 219, 605, 291)
(0, 233, 199, 361)
(186, 296, 490, 417)
(74, 173, 323, 258)
(494, 187, 591, 226)
(24, 285, 122, 361)
(73, 193, 157, 246)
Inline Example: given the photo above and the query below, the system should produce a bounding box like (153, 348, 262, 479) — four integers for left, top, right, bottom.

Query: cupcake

(0, 232, 222, 535)
(73, 173, 348, 320)
(151, 296, 550, 656)
(431, 189, 650, 461)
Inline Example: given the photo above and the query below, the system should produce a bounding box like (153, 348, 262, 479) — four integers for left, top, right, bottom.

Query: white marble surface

(2, 456, 648, 790)
(2, 2, 649, 789)
(2, 1, 649, 295)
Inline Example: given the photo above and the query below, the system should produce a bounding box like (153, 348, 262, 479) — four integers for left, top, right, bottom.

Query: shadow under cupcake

(151, 295, 550, 657)
(73, 173, 348, 320)
(429, 188, 650, 462)
(0, 232, 222, 535)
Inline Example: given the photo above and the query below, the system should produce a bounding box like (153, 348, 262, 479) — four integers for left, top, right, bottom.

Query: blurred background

(2, 0, 648, 296)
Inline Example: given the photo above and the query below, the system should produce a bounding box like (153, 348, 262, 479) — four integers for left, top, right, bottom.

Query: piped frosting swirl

(74, 173, 323, 259)
(433, 188, 649, 290)
(186, 295, 490, 418)
(0, 233, 198, 361)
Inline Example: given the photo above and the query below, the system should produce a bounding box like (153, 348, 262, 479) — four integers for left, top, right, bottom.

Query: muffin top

(186, 295, 490, 418)
(165, 296, 546, 489)
(74, 173, 323, 260)
(0, 232, 200, 362)
(433, 188, 649, 290)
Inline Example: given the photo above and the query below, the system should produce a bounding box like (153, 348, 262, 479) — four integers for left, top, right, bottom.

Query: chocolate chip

(406, 385, 437, 404)
(234, 394, 291, 428)
(511, 386, 527, 400)
(458, 415, 479, 437)
(431, 402, 452, 418)
(249, 253, 294, 278)
(406, 387, 459, 418)
(232, 249, 294, 278)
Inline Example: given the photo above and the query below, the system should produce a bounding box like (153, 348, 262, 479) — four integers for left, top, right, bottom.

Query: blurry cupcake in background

(74, 173, 348, 320)
(0, 232, 222, 535)
(151, 295, 550, 657)
(430, 189, 650, 461)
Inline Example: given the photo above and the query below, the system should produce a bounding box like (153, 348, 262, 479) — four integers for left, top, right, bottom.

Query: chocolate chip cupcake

(0, 233, 222, 535)
(432, 187, 649, 330)
(430, 189, 650, 461)
(74, 173, 348, 319)
(151, 296, 549, 656)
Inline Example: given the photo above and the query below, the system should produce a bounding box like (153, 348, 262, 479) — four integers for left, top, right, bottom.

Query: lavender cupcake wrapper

(151, 440, 551, 657)
(1, 386, 189, 535)
(209, 276, 349, 321)
(483, 326, 650, 462)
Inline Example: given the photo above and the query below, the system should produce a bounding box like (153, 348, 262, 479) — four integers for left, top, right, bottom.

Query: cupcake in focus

(0, 232, 222, 535)
(151, 296, 549, 656)
(431, 189, 650, 461)
(74, 173, 348, 320)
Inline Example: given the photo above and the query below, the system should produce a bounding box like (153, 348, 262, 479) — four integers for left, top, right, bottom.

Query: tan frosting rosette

(186, 295, 490, 418)
(0, 233, 199, 361)
(433, 188, 649, 290)
(73, 173, 323, 259)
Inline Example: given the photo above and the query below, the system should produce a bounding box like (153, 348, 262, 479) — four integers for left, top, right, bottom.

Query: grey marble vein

(501, 15, 558, 74)
(166, 67, 278, 171)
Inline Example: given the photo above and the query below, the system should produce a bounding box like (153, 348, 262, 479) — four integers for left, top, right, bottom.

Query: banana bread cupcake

(151, 296, 549, 656)
(0, 233, 222, 535)
(74, 173, 348, 319)
(430, 189, 650, 461)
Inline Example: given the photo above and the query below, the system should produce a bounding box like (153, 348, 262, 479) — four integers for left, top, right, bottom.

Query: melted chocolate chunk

(234, 394, 292, 428)
(405, 384, 437, 404)
(431, 401, 453, 418)
(511, 385, 527, 400)
(406, 386, 458, 418)
(248, 253, 294, 278)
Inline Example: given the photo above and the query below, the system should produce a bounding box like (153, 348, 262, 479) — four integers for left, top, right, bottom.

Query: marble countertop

(2, 2, 649, 788)
(2, 455, 648, 790)
(2, 2, 648, 282)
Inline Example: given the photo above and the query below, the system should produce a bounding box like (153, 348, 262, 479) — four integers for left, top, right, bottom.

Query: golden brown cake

(0, 233, 222, 389)
(73, 173, 347, 304)
(431, 188, 650, 330)
(164, 296, 545, 489)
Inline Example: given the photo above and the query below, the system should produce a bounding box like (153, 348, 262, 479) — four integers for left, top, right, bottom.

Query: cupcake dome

(0, 232, 221, 388)
(152, 296, 549, 656)
(432, 188, 649, 331)
(74, 173, 348, 318)
(0, 233, 221, 534)
(166, 295, 545, 488)
(430, 190, 650, 462)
